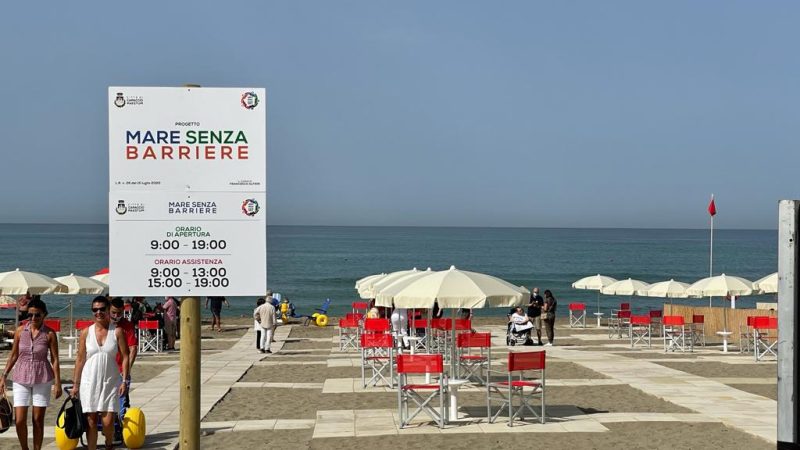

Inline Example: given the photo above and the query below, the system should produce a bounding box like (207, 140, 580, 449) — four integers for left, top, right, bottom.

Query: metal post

(778, 200, 799, 449)
(179, 297, 201, 449)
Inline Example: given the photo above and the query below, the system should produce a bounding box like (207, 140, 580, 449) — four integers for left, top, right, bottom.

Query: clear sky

(0, 1, 797, 229)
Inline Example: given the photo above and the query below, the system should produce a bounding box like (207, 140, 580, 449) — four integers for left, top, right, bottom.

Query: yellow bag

(122, 407, 147, 449)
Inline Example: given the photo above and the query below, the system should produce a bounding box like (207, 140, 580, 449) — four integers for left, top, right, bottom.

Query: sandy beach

(0, 315, 779, 449)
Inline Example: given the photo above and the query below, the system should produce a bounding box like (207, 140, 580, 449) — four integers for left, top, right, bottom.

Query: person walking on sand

(254, 298, 266, 349)
(1, 298, 62, 450)
(70, 296, 130, 450)
(205, 296, 229, 332)
(542, 290, 558, 346)
(528, 287, 544, 345)
(254, 298, 277, 354)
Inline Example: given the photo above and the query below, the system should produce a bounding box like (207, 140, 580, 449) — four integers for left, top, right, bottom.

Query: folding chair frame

(487, 351, 546, 427)
(338, 318, 360, 352)
(689, 314, 706, 347)
(629, 316, 651, 348)
(568, 303, 586, 328)
(397, 354, 448, 429)
(361, 333, 395, 388)
(753, 317, 778, 362)
(456, 332, 492, 384)
(138, 320, 163, 353)
(663, 316, 692, 353)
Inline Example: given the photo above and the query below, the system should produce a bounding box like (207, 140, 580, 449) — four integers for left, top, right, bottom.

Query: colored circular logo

(241, 92, 259, 110)
(241, 199, 260, 216)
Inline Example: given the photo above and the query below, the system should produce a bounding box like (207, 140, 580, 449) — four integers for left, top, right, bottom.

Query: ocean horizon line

(0, 222, 776, 232)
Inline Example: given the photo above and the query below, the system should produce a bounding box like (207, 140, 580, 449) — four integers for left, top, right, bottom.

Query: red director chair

(456, 332, 492, 384)
(397, 354, 447, 429)
(568, 303, 586, 328)
(487, 350, 546, 426)
(138, 320, 163, 353)
(338, 317, 360, 352)
(361, 332, 395, 388)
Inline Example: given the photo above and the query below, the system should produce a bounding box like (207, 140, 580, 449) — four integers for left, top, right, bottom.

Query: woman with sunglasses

(0, 298, 62, 450)
(70, 296, 130, 450)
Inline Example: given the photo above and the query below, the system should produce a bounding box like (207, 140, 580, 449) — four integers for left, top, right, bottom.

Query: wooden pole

(179, 297, 201, 449)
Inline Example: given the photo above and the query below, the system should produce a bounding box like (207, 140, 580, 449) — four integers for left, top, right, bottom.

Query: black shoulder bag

(57, 395, 87, 439)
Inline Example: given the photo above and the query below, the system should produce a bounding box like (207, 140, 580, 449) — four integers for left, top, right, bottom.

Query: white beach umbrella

(600, 278, 650, 296)
(54, 274, 109, 295)
(390, 266, 526, 309)
(358, 268, 420, 299)
(0, 295, 16, 309)
(0, 269, 68, 296)
(686, 274, 754, 297)
(636, 279, 695, 298)
(0, 269, 68, 328)
(54, 274, 109, 335)
(753, 272, 778, 294)
(572, 274, 618, 316)
(686, 273, 754, 331)
(355, 273, 385, 290)
(90, 273, 110, 285)
(374, 269, 435, 307)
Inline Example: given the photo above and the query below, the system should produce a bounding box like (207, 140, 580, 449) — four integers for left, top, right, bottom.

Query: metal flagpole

(709, 194, 714, 309)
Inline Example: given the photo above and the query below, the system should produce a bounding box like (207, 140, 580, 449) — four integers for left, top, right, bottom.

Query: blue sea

(0, 224, 777, 319)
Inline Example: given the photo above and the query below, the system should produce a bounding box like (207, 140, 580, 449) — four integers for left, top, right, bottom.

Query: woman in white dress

(71, 296, 130, 450)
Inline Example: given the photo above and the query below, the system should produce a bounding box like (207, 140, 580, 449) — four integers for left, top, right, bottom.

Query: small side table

(447, 378, 470, 422)
(593, 312, 605, 328)
(716, 331, 733, 353)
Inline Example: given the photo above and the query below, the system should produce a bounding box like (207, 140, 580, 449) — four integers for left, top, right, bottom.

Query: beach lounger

(487, 350, 546, 426)
(397, 354, 447, 429)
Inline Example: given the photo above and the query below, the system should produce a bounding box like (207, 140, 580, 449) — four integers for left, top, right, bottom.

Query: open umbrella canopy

(389, 266, 526, 309)
(357, 268, 420, 299)
(572, 274, 618, 290)
(686, 274, 754, 297)
(373, 269, 435, 307)
(0, 295, 16, 309)
(600, 278, 650, 296)
(53, 274, 108, 295)
(0, 269, 68, 295)
(91, 273, 110, 285)
(354, 272, 385, 290)
(753, 272, 777, 294)
(636, 279, 699, 298)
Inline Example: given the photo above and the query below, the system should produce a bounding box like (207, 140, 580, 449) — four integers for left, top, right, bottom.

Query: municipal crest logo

(241, 199, 260, 216)
(114, 92, 126, 108)
(240, 92, 259, 110)
(115, 200, 127, 215)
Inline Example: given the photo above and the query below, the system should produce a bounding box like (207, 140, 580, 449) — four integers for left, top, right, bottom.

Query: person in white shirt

(254, 299, 277, 354)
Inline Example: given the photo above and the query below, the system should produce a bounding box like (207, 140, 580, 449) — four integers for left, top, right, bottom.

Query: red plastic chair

(361, 333, 395, 388)
(397, 354, 447, 429)
(568, 303, 586, 328)
(138, 320, 163, 353)
(456, 332, 492, 384)
(339, 317, 360, 352)
(487, 350, 546, 426)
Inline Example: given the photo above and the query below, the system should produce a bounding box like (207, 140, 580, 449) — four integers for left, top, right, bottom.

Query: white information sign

(109, 87, 266, 296)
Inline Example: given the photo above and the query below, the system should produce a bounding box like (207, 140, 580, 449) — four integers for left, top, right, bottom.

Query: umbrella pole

(69, 297, 74, 337)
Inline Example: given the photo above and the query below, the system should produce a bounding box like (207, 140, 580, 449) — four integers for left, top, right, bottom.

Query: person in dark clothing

(542, 290, 558, 346)
(205, 296, 230, 332)
(527, 287, 544, 345)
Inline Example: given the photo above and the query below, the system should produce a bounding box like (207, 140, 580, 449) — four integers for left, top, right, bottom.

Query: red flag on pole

(708, 197, 717, 216)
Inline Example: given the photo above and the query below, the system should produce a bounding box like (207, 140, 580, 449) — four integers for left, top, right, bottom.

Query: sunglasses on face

(28, 312, 43, 318)
(92, 307, 108, 314)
